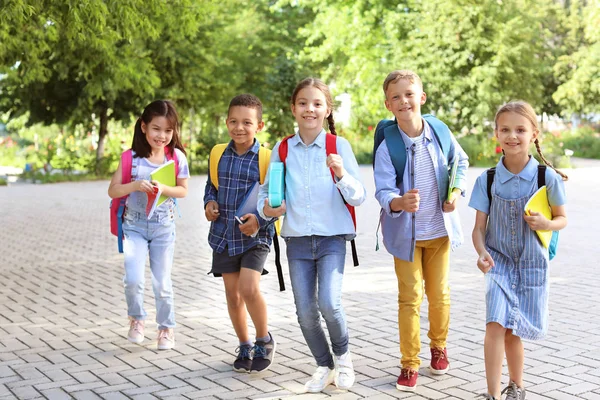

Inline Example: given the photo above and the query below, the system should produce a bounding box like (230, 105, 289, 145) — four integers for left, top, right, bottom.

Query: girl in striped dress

(469, 101, 568, 400)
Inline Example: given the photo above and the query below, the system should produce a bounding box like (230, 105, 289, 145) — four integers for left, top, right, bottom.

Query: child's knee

(239, 282, 261, 302)
(225, 289, 243, 308)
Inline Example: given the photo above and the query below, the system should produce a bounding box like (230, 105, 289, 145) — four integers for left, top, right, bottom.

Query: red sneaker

(430, 347, 449, 375)
(396, 368, 418, 391)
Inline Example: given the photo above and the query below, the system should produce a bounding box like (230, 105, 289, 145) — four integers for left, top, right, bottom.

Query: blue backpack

(372, 114, 453, 182)
(487, 165, 559, 260)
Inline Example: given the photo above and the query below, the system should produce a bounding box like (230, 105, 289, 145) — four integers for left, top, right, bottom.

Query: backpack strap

(423, 114, 452, 162)
(486, 167, 496, 204)
(538, 165, 546, 187)
(382, 123, 407, 184)
(116, 150, 134, 253)
(325, 134, 359, 267)
(258, 146, 270, 184)
(278, 135, 295, 164)
(209, 144, 228, 190)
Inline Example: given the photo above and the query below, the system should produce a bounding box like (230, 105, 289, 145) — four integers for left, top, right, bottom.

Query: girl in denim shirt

(258, 78, 366, 393)
(108, 100, 189, 350)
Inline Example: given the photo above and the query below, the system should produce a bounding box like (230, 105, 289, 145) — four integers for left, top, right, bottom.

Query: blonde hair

(494, 101, 568, 181)
(382, 70, 423, 95)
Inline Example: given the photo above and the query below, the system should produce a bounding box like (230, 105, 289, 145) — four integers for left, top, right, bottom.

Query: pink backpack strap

(165, 146, 179, 178)
(121, 149, 133, 183)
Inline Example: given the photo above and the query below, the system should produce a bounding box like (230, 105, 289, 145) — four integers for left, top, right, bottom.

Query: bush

(0, 177, 7, 186)
(557, 127, 600, 160)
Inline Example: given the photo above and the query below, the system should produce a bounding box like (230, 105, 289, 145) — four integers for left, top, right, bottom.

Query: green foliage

(0, 177, 7, 186)
(554, 127, 600, 160)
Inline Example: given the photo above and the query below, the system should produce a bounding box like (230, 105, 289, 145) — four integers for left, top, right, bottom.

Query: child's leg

(222, 272, 249, 343)
(238, 267, 267, 338)
(123, 224, 149, 321)
(286, 237, 333, 368)
(505, 329, 524, 387)
(315, 236, 348, 357)
(148, 221, 176, 330)
(393, 247, 425, 370)
(421, 237, 451, 348)
(484, 322, 506, 399)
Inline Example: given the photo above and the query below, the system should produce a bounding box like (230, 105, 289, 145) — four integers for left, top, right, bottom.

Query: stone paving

(1, 165, 599, 400)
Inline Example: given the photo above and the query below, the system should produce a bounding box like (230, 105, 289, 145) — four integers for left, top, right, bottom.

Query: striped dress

(485, 178, 549, 340)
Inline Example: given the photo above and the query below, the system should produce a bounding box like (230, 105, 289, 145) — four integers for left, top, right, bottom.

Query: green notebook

(447, 160, 458, 202)
(150, 160, 176, 207)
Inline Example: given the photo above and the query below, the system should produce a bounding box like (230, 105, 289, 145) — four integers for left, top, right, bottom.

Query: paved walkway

(1, 166, 599, 400)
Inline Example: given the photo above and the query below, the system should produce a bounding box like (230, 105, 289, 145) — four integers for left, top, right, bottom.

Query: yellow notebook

(524, 186, 552, 248)
(150, 160, 176, 207)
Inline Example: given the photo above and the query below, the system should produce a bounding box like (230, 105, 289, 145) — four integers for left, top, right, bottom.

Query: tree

(0, 0, 203, 169)
(553, 0, 600, 116)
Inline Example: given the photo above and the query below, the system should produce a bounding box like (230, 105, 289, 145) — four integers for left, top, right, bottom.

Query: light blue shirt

(258, 130, 366, 238)
(469, 156, 566, 214)
(374, 120, 469, 262)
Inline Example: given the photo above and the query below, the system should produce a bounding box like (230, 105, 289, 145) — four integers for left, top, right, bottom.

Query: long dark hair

(131, 100, 186, 158)
(291, 78, 337, 135)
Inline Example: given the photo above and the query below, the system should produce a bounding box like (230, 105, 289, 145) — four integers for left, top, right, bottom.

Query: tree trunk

(96, 106, 109, 174)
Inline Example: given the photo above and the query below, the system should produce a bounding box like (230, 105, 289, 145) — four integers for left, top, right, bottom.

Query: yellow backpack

(208, 143, 284, 291)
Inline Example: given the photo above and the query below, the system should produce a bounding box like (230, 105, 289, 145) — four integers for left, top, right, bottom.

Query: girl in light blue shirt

(469, 101, 568, 400)
(258, 78, 366, 393)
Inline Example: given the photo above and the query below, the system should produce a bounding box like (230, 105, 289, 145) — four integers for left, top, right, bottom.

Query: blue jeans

(123, 209, 176, 330)
(285, 235, 349, 368)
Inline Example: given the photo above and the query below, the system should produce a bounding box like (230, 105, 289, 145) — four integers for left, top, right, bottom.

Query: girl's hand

(136, 179, 154, 193)
(326, 154, 346, 179)
(524, 211, 550, 231)
(205, 201, 220, 221)
(238, 213, 259, 236)
(443, 189, 461, 213)
(263, 199, 286, 218)
(477, 251, 495, 274)
(150, 180, 165, 194)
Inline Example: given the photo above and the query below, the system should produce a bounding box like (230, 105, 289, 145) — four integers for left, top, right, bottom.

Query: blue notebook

(268, 162, 285, 207)
(235, 182, 260, 219)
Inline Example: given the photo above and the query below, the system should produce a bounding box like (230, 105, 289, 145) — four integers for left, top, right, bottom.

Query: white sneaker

(304, 366, 335, 393)
(334, 351, 355, 390)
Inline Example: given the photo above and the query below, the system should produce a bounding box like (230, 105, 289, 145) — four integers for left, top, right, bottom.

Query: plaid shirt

(204, 140, 274, 256)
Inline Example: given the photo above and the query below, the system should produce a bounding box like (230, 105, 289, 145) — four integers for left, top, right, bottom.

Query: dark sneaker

(430, 347, 450, 375)
(233, 344, 253, 373)
(396, 367, 418, 391)
(502, 381, 526, 400)
(250, 332, 276, 373)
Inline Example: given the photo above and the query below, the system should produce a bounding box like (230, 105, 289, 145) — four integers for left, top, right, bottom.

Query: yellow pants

(394, 236, 450, 369)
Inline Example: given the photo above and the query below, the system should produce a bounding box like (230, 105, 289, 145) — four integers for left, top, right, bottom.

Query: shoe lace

(235, 345, 252, 360)
(501, 381, 521, 399)
(312, 366, 331, 380)
(130, 319, 143, 333)
(402, 368, 416, 379)
(476, 394, 496, 400)
(158, 329, 172, 341)
(253, 343, 266, 358)
(432, 348, 447, 362)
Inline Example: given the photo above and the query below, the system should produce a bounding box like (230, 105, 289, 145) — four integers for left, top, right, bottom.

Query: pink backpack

(110, 147, 179, 252)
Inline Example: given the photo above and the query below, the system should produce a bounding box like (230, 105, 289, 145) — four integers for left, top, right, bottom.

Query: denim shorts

(209, 245, 270, 277)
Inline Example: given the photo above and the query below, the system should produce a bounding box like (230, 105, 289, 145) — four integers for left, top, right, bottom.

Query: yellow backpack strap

(258, 146, 271, 184)
(209, 143, 228, 190)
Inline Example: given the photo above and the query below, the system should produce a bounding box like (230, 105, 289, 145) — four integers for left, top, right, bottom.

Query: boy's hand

(205, 201, 220, 221)
(443, 188, 461, 213)
(391, 189, 420, 212)
(477, 251, 495, 274)
(136, 179, 154, 193)
(238, 213, 259, 236)
(524, 211, 550, 231)
(263, 199, 286, 218)
(326, 154, 346, 180)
